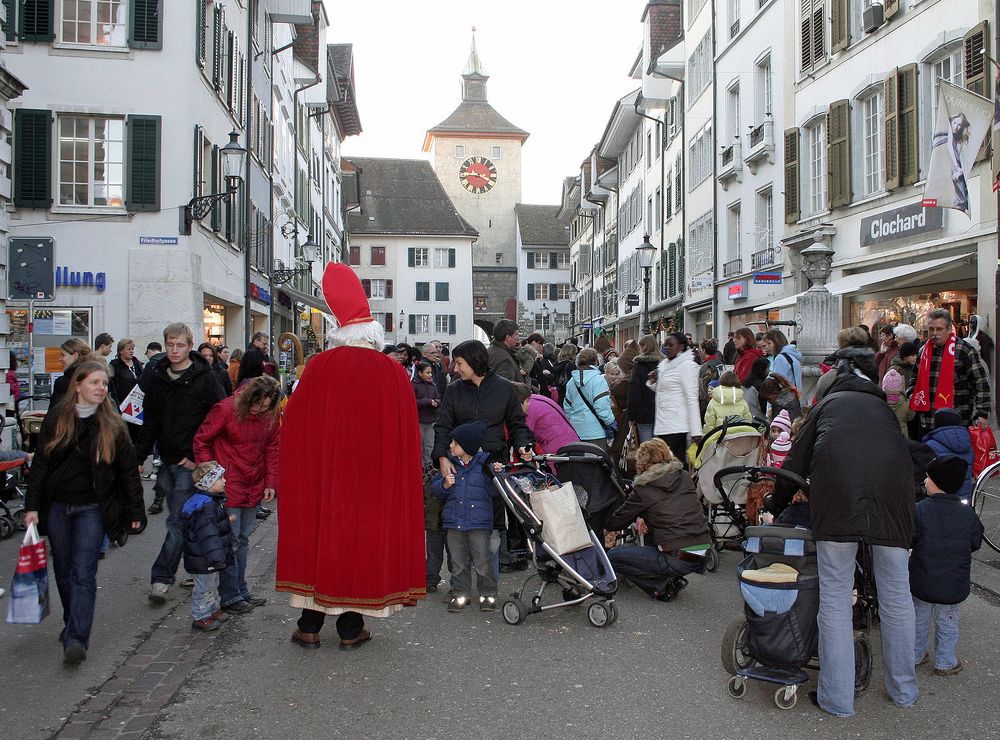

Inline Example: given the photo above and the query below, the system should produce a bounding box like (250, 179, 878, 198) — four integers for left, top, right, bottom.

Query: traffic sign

(8, 238, 54, 300)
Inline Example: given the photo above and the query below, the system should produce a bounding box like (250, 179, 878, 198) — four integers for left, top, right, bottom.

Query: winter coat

(525, 393, 579, 454)
(550, 359, 575, 405)
(876, 341, 899, 380)
(26, 411, 145, 542)
(412, 377, 441, 425)
(768, 389, 802, 423)
(627, 354, 660, 425)
(703, 385, 753, 434)
(921, 425, 974, 500)
(769, 345, 803, 389)
(889, 355, 916, 393)
(192, 394, 280, 508)
(774, 374, 915, 548)
(6, 368, 19, 405)
(430, 451, 496, 530)
(653, 350, 701, 437)
(432, 372, 533, 463)
(886, 396, 914, 435)
(734, 347, 765, 385)
(134, 352, 226, 465)
(563, 366, 615, 441)
(910, 494, 983, 604)
(487, 341, 523, 383)
(605, 459, 711, 552)
(179, 492, 233, 574)
(212, 363, 233, 397)
(108, 357, 144, 409)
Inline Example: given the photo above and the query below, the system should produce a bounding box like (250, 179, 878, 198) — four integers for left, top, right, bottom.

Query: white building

(515, 204, 570, 343)
(344, 157, 477, 348)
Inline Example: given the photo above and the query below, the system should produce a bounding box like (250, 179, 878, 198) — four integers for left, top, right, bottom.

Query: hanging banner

(921, 80, 992, 216)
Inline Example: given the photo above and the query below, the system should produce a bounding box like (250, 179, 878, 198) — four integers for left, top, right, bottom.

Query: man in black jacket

(421, 339, 449, 397)
(773, 348, 918, 717)
(135, 323, 226, 606)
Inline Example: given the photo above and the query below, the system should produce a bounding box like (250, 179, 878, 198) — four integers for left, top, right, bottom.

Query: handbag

(531, 482, 592, 555)
(969, 425, 999, 479)
(571, 371, 616, 441)
(6, 523, 50, 624)
(619, 428, 639, 476)
(119, 384, 145, 426)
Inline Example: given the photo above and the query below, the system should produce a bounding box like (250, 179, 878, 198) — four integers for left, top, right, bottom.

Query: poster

(44, 347, 62, 373)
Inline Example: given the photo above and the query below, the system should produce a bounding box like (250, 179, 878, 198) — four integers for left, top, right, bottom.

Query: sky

(330, 0, 646, 205)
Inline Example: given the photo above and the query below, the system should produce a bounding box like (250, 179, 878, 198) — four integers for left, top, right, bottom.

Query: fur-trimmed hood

(633, 458, 684, 486)
(633, 352, 664, 364)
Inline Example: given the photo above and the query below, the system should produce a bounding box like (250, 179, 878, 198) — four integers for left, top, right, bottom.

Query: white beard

(327, 320, 385, 350)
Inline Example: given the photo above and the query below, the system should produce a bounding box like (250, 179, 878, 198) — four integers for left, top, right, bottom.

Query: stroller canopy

(553, 441, 628, 514)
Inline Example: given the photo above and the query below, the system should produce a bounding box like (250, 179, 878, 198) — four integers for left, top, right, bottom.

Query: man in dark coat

(487, 320, 524, 383)
(421, 340, 449, 397)
(773, 347, 918, 717)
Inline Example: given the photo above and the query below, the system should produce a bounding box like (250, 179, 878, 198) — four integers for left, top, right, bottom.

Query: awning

(280, 285, 333, 318)
(756, 253, 974, 311)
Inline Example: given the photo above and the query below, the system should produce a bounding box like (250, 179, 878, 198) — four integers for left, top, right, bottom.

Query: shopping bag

(969, 425, 999, 479)
(618, 429, 638, 477)
(6, 523, 50, 624)
(119, 384, 144, 425)
(531, 482, 592, 555)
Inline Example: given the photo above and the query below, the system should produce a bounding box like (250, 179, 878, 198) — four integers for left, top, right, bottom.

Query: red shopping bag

(969, 425, 999, 479)
(5, 523, 50, 624)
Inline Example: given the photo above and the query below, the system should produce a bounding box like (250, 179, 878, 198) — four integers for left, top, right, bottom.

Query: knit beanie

(770, 409, 793, 437)
(898, 342, 918, 359)
(881, 368, 904, 401)
(926, 455, 968, 495)
(450, 421, 487, 456)
(769, 433, 792, 467)
(933, 407, 963, 429)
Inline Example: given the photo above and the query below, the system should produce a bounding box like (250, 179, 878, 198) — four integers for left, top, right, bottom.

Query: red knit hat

(321, 262, 373, 327)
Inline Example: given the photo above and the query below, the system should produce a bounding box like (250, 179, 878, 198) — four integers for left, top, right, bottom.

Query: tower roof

(463, 30, 488, 78)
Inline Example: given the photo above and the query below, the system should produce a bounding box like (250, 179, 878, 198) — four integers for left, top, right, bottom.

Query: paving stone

(123, 654, 154, 667)
(55, 721, 96, 739)
(122, 714, 157, 733)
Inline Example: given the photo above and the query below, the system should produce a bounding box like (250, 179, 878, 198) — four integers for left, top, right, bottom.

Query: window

(646, 131, 653, 169)
(655, 123, 662, 159)
(688, 124, 713, 189)
(557, 251, 571, 269)
(805, 120, 826, 215)
(369, 279, 387, 300)
(800, 0, 826, 74)
(930, 47, 963, 133)
(435, 282, 449, 301)
(647, 196, 654, 235)
(727, 203, 742, 261)
(433, 247, 455, 268)
(756, 187, 773, 252)
(557, 284, 571, 300)
(370, 246, 385, 265)
(687, 30, 714, 103)
(687, 210, 714, 278)
(492, 145, 502, 158)
(728, 84, 741, 144)
(495, 252, 503, 265)
(756, 56, 772, 121)
(729, 0, 740, 38)
(410, 314, 430, 335)
(415, 282, 430, 301)
(860, 92, 884, 196)
(848, 0, 876, 48)
(348, 246, 360, 265)
(409, 247, 429, 267)
(435, 315, 450, 333)
(58, 116, 124, 207)
(655, 188, 662, 232)
(454, 145, 465, 158)
(59, 0, 127, 46)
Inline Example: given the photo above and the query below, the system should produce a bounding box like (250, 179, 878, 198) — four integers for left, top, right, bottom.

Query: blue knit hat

(451, 421, 487, 455)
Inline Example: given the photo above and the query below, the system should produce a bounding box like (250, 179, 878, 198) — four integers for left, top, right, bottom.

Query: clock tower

(423, 32, 529, 336)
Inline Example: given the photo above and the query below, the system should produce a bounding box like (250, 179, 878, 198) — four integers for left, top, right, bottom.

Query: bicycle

(971, 459, 1000, 552)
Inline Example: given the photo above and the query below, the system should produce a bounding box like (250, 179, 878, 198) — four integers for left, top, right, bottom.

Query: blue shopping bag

(6, 523, 50, 624)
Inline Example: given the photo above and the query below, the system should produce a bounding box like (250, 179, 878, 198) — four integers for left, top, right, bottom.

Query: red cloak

(275, 346, 426, 613)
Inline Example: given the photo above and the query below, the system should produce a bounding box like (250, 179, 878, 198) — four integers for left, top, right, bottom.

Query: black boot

(147, 496, 164, 515)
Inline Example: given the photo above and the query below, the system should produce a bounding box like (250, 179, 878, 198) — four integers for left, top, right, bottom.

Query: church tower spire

(462, 27, 488, 102)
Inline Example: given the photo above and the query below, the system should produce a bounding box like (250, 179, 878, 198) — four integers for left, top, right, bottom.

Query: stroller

(541, 441, 631, 536)
(491, 459, 619, 628)
(692, 417, 766, 570)
(0, 458, 27, 539)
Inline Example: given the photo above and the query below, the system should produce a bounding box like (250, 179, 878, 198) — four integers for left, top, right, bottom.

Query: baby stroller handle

(713, 465, 809, 501)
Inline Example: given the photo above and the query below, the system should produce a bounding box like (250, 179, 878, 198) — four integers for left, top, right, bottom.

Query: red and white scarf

(910, 333, 956, 412)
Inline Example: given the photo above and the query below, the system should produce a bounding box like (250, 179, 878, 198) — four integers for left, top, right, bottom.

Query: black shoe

(426, 583, 438, 593)
(63, 641, 87, 665)
(147, 497, 164, 515)
(222, 600, 255, 614)
(808, 691, 821, 708)
(245, 596, 267, 607)
(255, 508, 272, 520)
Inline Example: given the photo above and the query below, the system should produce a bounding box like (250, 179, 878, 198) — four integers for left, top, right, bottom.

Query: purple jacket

(413, 378, 440, 425)
(526, 393, 579, 455)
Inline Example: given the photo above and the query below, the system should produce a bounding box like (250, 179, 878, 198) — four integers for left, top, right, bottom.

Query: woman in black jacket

(50, 337, 91, 409)
(626, 335, 663, 443)
(198, 343, 233, 397)
(109, 338, 144, 442)
(24, 360, 145, 665)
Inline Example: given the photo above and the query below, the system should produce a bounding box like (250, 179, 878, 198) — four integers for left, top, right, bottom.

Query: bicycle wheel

(973, 462, 1000, 553)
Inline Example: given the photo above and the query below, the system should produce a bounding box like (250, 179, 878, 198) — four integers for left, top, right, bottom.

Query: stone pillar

(795, 242, 839, 398)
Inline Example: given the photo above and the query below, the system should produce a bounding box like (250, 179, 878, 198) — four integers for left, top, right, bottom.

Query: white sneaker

(148, 582, 169, 604)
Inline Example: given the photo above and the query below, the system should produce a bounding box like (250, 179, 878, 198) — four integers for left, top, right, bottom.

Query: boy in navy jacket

(431, 421, 499, 613)
(910, 455, 984, 676)
(180, 462, 234, 631)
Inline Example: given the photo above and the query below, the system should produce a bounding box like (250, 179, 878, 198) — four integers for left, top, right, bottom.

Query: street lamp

(636, 234, 656, 336)
(180, 130, 246, 234)
(569, 287, 580, 339)
(540, 302, 551, 339)
(272, 234, 321, 285)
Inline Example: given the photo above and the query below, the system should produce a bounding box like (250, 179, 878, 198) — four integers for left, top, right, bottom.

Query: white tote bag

(531, 483, 592, 555)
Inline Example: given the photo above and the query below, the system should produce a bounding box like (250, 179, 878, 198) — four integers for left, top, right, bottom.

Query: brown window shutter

(784, 127, 800, 223)
(884, 0, 899, 20)
(799, 0, 813, 71)
(884, 67, 900, 191)
(827, 100, 852, 208)
(964, 21, 991, 163)
(812, 2, 825, 66)
(898, 64, 919, 186)
(361, 279, 371, 298)
(831, 0, 848, 54)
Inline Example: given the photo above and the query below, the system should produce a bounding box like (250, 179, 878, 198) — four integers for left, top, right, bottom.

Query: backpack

(552, 361, 575, 404)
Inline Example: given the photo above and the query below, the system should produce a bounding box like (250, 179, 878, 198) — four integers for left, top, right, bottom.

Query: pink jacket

(526, 393, 579, 455)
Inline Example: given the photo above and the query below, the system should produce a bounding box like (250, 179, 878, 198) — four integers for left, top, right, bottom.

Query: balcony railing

(721, 145, 735, 167)
(751, 247, 777, 271)
(730, 19, 740, 38)
(722, 258, 743, 278)
(749, 123, 765, 149)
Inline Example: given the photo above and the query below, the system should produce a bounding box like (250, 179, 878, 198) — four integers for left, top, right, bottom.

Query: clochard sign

(859, 202, 943, 248)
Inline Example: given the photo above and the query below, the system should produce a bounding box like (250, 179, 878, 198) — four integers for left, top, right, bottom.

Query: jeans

(816, 541, 918, 716)
(192, 572, 220, 621)
(607, 543, 702, 596)
(221, 506, 258, 606)
(297, 608, 364, 640)
(447, 529, 497, 597)
(913, 597, 961, 670)
(419, 424, 435, 467)
(426, 529, 450, 587)
(47, 502, 104, 649)
(150, 464, 195, 586)
(636, 423, 655, 444)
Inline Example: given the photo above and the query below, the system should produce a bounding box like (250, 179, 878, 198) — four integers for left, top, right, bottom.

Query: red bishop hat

(321, 262, 374, 327)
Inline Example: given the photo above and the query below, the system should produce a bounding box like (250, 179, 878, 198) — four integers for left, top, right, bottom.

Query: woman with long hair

(198, 342, 234, 396)
(732, 327, 764, 385)
(763, 329, 803, 388)
(227, 348, 243, 388)
(193, 375, 280, 613)
(627, 334, 663, 443)
(50, 338, 92, 408)
(24, 360, 145, 664)
(758, 372, 803, 423)
(235, 347, 266, 387)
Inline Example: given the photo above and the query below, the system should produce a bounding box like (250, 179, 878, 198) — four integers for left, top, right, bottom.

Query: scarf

(910, 333, 955, 412)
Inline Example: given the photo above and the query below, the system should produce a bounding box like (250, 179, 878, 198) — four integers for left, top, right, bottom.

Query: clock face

(458, 156, 498, 194)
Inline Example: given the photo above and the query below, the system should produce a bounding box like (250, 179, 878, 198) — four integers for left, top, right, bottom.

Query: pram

(491, 459, 619, 628)
(0, 458, 27, 539)
(542, 441, 631, 536)
(692, 417, 766, 571)
(719, 467, 875, 710)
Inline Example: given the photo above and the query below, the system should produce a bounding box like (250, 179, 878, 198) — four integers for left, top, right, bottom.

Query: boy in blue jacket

(921, 408, 974, 501)
(431, 421, 499, 613)
(910, 455, 983, 676)
(180, 462, 234, 631)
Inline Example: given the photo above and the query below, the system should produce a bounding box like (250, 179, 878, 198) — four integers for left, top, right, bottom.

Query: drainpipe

(243, 3, 255, 347)
(634, 94, 665, 335)
(710, 0, 719, 341)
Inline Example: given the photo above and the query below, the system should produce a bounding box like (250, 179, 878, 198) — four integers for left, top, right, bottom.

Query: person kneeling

(604, 438, 711, 601)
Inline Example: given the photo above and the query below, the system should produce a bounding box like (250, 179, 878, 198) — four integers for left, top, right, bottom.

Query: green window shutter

(449, 316, 456, 335)
(963, 21, 989, 97)
(435, 282, 448, 301)
(129, 0, 162, 49)
(830, 0, 848, 54)
(526, 252, 534, 268)
(2, 0, 15, 41)
(407, 247, 415, 267)
(898, 64, 919, 186)
(210, 145, 221, 231)
(13, 108, 52, 208)
(884, 0, 899, 20)
(448, 249, 456, 267)
(212, 6, 225, 92)
(192, 125, 203, 197)
(783, 127, 800, 223)
(408, 315, 415, 335)
(883, 68, 899, 191)
(527, 283, 535, 300)
(20, 0, 53, 41)
(827, 100, 851, 209)
(126, 115, 160, 212)
(195, 0, 207, 68)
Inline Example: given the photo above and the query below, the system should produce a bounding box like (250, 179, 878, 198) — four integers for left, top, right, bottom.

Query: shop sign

(580, 322, 593, 329)
(859, 202, 943, 248)
(139, 236, 178, 245)
(728, 281, 748, 301)
(250, 282, 271, 306)
(753, 271, 782, 285)
(55, 266, 106, 291)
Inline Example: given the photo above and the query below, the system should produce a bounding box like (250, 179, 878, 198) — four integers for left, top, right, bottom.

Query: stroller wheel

(586, 601, 612, 628)
(501, 598, 528, 626)
(705, 548, 720, 573)
(774, 685, 798, 710)
(605, 601, 619, 626)
(0, 515, 14, 540)
(12, 508, 26, 530)
(854, 632, 873, 695)
(721, 616, 754, 675)
(726, 675, 747, 699)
